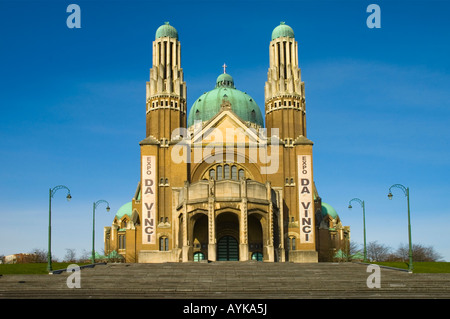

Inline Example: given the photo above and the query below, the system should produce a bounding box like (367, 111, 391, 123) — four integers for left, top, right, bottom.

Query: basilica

(104, 22, 350, 263)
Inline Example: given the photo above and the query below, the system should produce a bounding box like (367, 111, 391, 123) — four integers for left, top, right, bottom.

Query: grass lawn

(0, 263, 90, 275)
(373, 261, 450, 273)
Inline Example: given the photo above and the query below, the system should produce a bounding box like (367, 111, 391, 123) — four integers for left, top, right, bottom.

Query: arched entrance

(248, 214, 264, 261)
(216, 212, 239, 261)
(192, 213, 208, 261)
(217, 235, 239, 261)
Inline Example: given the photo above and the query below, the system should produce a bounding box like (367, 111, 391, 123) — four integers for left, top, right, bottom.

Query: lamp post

(387, 184, 413, 273)
(92, 200, 110, 264)
(348, 198, 367, 263)
(48, 185, 72, 272)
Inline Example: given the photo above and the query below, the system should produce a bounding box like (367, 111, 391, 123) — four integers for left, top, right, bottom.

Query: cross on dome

(222, 63, 227, 74)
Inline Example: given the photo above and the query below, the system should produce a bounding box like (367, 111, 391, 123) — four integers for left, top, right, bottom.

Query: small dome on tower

(271, 22, 295, 40)
(155, 22, 178, 40)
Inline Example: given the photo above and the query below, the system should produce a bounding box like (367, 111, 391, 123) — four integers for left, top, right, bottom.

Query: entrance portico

(174, 178, 284, 262)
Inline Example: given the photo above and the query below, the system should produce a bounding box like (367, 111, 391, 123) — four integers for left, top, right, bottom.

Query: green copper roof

(188, 73, 264, 127)
(321, 202, 339, 219)
(271, 22, 295, 40)
(155, 22, 178, 40)
(115, 202, 132, 219)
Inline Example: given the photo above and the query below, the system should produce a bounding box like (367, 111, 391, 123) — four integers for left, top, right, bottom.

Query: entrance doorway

(217, 235, 239, 261)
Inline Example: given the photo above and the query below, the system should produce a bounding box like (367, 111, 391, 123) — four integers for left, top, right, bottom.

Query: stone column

(239, 178, 249, 261)
(266, 181, 274, 262)
(182, 181, 190, 262)
(207, 178, 216, 261)
(276, 188, 285, 262)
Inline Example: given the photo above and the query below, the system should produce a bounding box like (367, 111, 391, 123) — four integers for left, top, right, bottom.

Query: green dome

(321, 202, 339, 219)
(155, 22, 178, 40)
(115, 202, 132, 219)
(271, 22, 295, 40)
(188, 73, 264, 127)
(216, 73, 234, 87)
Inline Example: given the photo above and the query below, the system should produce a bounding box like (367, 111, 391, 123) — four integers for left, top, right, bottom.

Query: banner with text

(142, 155, 156, 245)
(298, 155, 314, 243)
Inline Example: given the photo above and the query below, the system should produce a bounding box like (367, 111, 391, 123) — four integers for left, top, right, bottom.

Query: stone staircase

(1, 261, 450, 299)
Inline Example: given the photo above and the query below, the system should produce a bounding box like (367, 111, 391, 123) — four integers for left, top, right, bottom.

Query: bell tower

(138, 22, 188, 260)
(146, 22, 187, 139)
(264, 22, 306, 140)
(265, 22, 318, 263)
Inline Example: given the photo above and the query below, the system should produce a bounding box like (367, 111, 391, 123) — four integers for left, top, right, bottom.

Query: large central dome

(187, 73, 264, 127)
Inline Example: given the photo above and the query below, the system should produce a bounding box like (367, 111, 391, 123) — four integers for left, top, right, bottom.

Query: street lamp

(92, 200, 111, 264)
(48, 185, 72, 273)
(348, 198, 367, 263)
(387, 183, 413, 273)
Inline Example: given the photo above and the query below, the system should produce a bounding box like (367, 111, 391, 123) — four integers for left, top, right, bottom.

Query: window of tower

(118, 233, 126, 250)
(159, 236, 169, 251)
(289, 236, 296, 250)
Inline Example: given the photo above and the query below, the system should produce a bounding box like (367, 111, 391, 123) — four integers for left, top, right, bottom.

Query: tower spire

(265, 22, 306, 138)
(146, 22, 187, 139)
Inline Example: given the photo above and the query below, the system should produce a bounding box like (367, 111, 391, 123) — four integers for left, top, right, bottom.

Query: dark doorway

(217, 235, 239, 261)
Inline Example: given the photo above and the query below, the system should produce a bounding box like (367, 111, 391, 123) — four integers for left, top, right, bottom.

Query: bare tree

(395, 243, 443, 262)
(29, 248, 48, 263)
(78, 249, 91, 263)
(64, 248, 77, 263)
(367, 241, 391, 262)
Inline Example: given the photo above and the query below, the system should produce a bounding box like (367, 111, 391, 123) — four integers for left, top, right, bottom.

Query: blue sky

(1, 0, 449, 262)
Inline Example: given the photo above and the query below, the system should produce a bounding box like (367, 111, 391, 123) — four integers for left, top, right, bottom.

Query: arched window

(193, 252, 205, 262)
(203, 164, 248, 180)
(289, 236, 296, 250)
(118, 234, 126, 250)
(159, 237, 169, 251)
(224, 164, 230, 179)
(217, 165, 223, 180)
(251, 252, 263, 261)
(231, 165, 237, 180)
